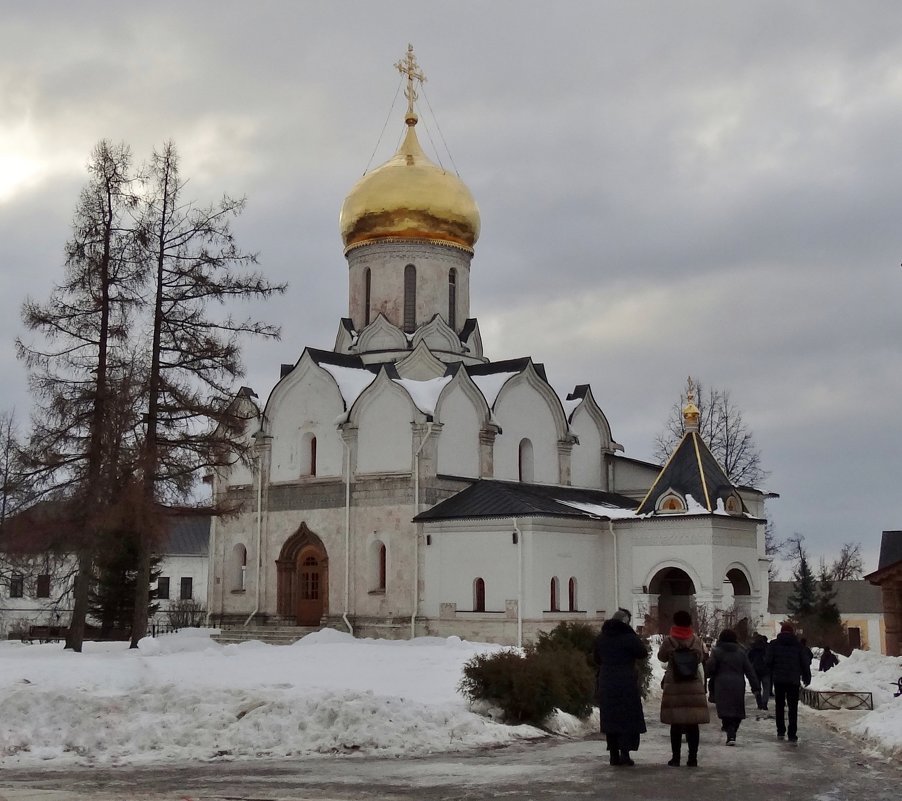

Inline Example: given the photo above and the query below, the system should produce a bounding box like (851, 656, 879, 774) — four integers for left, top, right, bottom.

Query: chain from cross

(395, 44, 426, 119)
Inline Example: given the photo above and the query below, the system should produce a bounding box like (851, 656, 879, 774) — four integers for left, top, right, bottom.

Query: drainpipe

(513, 517, 523, 648)
(244, 435, 265, 627)
(342, 436, 354, 636)
(205, 488, 216, 627)
(411, 422, 434, 639)
(607, 518, 619, 613)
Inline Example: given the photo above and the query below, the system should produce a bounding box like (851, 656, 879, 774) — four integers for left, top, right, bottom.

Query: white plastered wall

(355, 384, 414, 474)
(569, 405, 604, 489)
(492, 378, 562, 484)
(267, 364, 345, 482)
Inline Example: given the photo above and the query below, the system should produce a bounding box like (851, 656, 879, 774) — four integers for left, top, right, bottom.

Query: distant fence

(12, 619, 218, 643)
(801, 688, 873, 711)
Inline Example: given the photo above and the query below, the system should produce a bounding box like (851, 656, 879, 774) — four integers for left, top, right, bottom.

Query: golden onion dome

(339, 114, 481, 252)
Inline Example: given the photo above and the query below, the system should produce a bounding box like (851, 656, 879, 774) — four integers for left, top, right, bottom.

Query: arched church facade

(206, 48, 771, 644)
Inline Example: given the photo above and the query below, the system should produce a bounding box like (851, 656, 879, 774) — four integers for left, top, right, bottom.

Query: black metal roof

(414, 479, 638, 522)
(636, 431, 746, 515)
(165, 515, 210, 555)
(877, 530, 902, 572)
(464, 358, 548, 383)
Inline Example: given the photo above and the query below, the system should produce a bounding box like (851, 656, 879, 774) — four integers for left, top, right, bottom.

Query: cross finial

(395, 44, 426, 124)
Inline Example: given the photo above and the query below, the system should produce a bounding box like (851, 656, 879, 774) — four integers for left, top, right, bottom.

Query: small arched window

(657, 490, 685, 513)
(300, 433, 317, 477)
(232, 544, 247, 591)
(568, 577, 577, 611)
(473, 577, 486, 612)
(518, 438, 534, 483)
(550, 576, 560, 611)
(364, 268, 372, 327)
(403, 264, 416, 332)
(378, 543, 387, 590)
(448, 268, 457, 330)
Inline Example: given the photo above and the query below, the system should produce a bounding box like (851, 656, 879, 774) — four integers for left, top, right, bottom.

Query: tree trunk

(65, 551, 93, 652)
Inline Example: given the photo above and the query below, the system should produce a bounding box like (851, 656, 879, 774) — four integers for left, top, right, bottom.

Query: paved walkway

(0, 707, 898, 800)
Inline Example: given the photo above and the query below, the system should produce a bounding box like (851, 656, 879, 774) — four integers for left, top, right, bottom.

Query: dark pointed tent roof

(635, 431, 747, 515)
(866, 530, 902, 584)
(414, 479, 637, 522)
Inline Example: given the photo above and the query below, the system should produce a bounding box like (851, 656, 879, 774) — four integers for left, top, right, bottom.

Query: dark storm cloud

(2, 1, 900, 572)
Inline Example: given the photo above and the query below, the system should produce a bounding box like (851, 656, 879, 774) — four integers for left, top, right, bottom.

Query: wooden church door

(297, 551, 324, 625)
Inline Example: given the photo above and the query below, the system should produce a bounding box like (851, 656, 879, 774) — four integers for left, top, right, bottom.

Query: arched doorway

(648, 567, 696, 632)
(721, 567, 753, 639)
(276, 524, 329, 626)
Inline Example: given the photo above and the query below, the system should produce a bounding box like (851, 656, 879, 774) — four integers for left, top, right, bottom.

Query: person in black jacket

(706, 629, 760, 745)
(764, 622, 812, 742)
(747, 634, 771, 710)
(593, 608, 649, 766)
(819, 646, 839, 672)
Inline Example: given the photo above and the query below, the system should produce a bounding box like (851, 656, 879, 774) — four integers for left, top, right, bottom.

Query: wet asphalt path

(0, 707, 898, 800)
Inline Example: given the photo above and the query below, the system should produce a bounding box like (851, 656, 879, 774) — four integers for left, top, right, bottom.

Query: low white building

(0, 514, 210, 640)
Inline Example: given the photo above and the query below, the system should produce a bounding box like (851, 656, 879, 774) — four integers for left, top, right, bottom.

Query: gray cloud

(2, 1, 900, 573)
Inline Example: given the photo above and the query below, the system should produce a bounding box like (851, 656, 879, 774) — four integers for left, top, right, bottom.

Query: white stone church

(206, 49, 771, 645)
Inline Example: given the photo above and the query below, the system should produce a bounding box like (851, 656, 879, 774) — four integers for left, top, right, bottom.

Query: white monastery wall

(435, 384, 481, 477)
(421, 523, 519, 616)
(569, 406, 604, 489)
(355, 388, 414, 473)
(268, 367, 345, 481)
(492, 381, 561, 483)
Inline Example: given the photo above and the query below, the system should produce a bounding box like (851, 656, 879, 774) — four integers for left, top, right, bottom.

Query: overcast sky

(2, 1, 900, 574)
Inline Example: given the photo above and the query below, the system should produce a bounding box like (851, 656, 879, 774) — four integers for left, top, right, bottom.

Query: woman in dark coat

(706, 629, 760, 745)
(593, 607, 649, 766)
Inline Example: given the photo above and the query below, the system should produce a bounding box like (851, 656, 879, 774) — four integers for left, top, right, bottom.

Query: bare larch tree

(129, 142, 286, 646)
(16, 141, 141, 652)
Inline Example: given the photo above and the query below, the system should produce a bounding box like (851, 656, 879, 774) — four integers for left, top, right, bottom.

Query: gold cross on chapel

(395, 44, 426, 120)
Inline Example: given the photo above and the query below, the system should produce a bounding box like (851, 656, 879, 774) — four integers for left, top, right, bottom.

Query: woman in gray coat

(706, 629, 760, 745)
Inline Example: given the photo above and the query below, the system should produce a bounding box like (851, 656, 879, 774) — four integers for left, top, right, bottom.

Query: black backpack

(672, 645, 700, 681)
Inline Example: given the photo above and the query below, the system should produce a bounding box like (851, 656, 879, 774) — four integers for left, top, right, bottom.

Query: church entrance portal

(276, 525, 329, 626)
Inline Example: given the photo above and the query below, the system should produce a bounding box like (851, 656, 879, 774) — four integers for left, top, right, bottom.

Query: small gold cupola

(683, 377, 700, 433)
(339, 45, 481, 253)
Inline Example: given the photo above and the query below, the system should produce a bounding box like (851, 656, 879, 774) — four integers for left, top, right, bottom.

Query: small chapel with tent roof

(205, 46, 772, 645)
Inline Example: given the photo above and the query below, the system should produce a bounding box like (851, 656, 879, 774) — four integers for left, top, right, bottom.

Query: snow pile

(3, 629, 898, 767)
(808, 649, 902, 757)
(0, 630, 547, 767)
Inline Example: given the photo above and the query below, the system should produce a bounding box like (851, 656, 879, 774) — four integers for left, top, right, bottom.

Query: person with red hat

(765, 622, 811, 742)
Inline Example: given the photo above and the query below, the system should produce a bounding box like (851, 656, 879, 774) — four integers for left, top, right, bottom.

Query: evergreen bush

(459, 623, 597, 726)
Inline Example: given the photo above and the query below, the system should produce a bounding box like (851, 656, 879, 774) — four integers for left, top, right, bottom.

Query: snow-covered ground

(0, 629, 898, 768)
(807, 648, 902, 759)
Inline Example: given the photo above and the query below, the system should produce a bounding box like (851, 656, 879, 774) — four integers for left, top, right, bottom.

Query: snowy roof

(392, 376, 452, 416)
(470, 372, 518, 408)
(319, 362, 378, 409)
(415, 479, 638, 522)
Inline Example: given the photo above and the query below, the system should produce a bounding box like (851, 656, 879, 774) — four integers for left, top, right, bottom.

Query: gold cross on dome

(395, 44, 426, 119)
